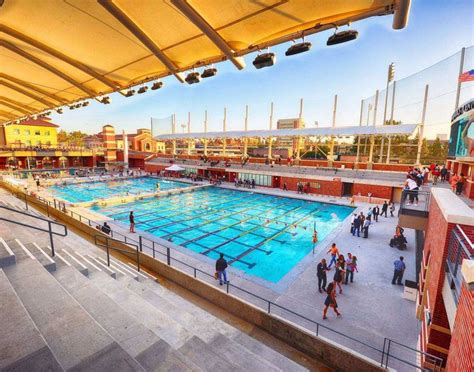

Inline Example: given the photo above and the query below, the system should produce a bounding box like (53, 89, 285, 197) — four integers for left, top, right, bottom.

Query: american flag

(459, 69, 474, 82)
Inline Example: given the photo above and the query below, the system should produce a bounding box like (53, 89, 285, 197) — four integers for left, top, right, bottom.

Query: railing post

(106, 238, 110, 267)
(381, 338, 387, 367)
(267, 301, 270, 313)
(385, 339, 391, 368)
(136, 245, 140, 272)
(167, 247, 171, 265)
(46, 204, 50, 217)
(316, 323, 319, 336)
(193, 268, 196, 278)
(48, 221, 55, 257)
(139, 236, 143, 252)
(54, 199, 57, 209)
(79, 215, 82, 222)
(125, 236, 127, 243)
(226, 281, 230, 294)
(24, 193, 28, 211)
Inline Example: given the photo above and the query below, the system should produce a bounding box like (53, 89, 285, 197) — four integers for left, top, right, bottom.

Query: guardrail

(94, 234, 140, 272)
(7, 186, 444, 371)
(0, 204, 67, 257)
(400, 190, 431, 216)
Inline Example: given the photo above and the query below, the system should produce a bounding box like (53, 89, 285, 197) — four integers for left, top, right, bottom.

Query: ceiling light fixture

(137, 86, 148, 94)
(253, 51, 276, 69)
(327, 29, 358, 45)
(124, 89, 135, 97)
(151, 81, 163, 90)
(202, 67, 217, 78)
(185, 71, 201, 85)
(285, 40, 312, 56)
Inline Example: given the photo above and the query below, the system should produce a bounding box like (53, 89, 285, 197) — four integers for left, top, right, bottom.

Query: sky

(51, 0, 474, 138)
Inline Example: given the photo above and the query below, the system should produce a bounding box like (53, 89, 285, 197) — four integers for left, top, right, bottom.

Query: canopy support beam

(0, 100, 32, 115)
(170, 0, 246, 70)
(0, 40, 98, 97)
(0, 110, 16, 120)
(98, 0, 185, 83)
(0, 80, 56, 107)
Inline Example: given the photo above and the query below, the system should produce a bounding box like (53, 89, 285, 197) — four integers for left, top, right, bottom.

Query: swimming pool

(49, 177, 189, 203)
(91, 187, 354, 283)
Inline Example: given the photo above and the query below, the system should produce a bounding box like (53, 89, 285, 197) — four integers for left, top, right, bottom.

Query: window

(44, 131, 50, 136)
(13, 129, 20, 135)
(35, 130, 41, 135)
(238, 172, 271, 187)
(145, 142, 151, 151)
(24, 129, 30, 135)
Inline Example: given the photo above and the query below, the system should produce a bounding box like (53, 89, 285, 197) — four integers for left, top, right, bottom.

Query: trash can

(403, 280, 418, 301)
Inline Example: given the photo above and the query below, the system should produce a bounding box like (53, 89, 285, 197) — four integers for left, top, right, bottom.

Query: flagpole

(454, 47, 466, 111)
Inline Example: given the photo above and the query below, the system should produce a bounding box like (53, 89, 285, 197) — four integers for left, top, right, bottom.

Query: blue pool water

(91, 187, 354, 283)
(49, 177, 189, 203)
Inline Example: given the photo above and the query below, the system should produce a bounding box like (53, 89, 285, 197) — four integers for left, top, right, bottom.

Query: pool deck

(102, 180, 419, 367)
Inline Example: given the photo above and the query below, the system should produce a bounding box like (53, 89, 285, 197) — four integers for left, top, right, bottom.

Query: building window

(24, 129, 30, 135)
(44, 131, 50, 136)
(145, 143, 151, 151)
(35, 130, 41, 135)
(13, 129, 20, 135)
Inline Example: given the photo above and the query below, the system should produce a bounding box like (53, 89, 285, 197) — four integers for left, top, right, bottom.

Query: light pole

(379, 63, 395, 162)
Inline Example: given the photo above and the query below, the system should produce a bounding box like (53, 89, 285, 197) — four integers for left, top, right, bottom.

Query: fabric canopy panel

(0, 0, 409, 123)
(165, 164, 185, 171)
(154, 123, 420, 140)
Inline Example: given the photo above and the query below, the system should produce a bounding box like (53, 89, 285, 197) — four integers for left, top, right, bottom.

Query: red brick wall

(446, 283, 473, 372)
(280, 176, 343, 196)
(352, 184, 393, 199)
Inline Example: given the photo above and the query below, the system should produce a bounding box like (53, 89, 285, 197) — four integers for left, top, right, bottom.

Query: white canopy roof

(155, 124, 419, 140)
(165, 164, 185, 171)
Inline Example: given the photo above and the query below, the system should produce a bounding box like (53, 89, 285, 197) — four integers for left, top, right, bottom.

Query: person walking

(345, 253, 354, 284)
(322, 283, 341, 319)
(317, 258, 328, 293)
(326, 243, 339, 269)
(129, 211, 135, 233)
(392, 256, 406, 285)
(215, 253, 229, 285)
(352, 215, 361, 237)
(389, 202, 396, 217)
(381, 201, 388, 217)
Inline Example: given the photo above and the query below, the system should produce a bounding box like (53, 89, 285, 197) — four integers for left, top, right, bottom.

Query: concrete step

(0, 237, 15, 268)
(87, 255, 117, 278)
(178, 336, 241, 371)
(0, 269, 62, 371)
(2, 252, 144, 371)
(96, 256, 139, 281)
(87, 269, 193, 349)
(6, 238, 36, 261)
(25, 242, 56, 273)
(57, 248, 89, 276)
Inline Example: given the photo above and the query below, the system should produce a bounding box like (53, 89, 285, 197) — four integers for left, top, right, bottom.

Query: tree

(57, 130, 88, 146)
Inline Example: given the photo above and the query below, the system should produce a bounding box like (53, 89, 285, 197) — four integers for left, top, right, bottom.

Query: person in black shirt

(317, 258, 328, 293)
(373, 206, 380, 222)
(215, 253, 228, 285)
(101, 222, 111, 235)
(129, 211, 135, 233)
(381, 201, 388, 218)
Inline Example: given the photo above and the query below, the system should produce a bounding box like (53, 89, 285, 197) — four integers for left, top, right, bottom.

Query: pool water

(91, 187, 354, 283)
(49, 177, 189, 203)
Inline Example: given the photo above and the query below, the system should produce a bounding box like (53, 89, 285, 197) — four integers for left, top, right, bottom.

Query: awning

(0, 0, 409, 124)
(154, 124, 420, 140)
(165, 164, 185, 171)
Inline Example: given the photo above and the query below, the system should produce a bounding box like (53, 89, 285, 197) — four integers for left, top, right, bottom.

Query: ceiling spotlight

(69, 105, 75, 110)
(124, 89, 135, 97)
(253, 52, 276, 69)
(185, 72, 201, 85)
(285, 41, 312, 56)
(202, 67, 217, 78)
(151, 81, 163, 90)
(327, 29, 358, 45)
(75, 104, 81, 109)
(56, 108, 63, 114)
(82, 101, 89, 107)
(137, 86, 148, 94)
(100, 96, 111, 104)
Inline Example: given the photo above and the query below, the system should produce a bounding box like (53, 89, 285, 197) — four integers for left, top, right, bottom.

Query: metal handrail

(0, 204, 67, 257)
(94, 234, 140, 272)
(16, 190, 443, 371)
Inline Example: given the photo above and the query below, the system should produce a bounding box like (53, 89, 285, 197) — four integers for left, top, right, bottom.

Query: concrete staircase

(0, 199, 319, 371)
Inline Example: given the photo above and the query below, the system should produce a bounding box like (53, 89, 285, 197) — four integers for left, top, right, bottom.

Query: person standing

(322, 283, 341, 319)
(345, 253, 354, 284)
(352, 215, 361, 237)
(129, 211, 135, 233)
(381, 201, 388, 217)
(373, 206, 380, 222)
(326, 243, 339, 269)
(317, 258, 328, 293)
(333, 261, 345, 294)
(392, 256, 406, 285)
(363, 218, 370, 238)
(389, 202, 396, 217)
(216, 253, 229, 285)
(440, 166, 448, 182)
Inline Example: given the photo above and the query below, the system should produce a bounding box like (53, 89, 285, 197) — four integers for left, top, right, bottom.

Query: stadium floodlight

(253, 52, 276, 69)
(202, 67, 217, 78)
(75, 104, 81, 109)
(137, 86, 148, 94)
(151, 81, 163, 90)
(185, 71, 201, 85)
(69, 105, 75, 110)
(285, 41, 312, 56)
(124, 89, 135, 97)
(100, 96, 111, 104)
(82, 101, 89, 107)
(327, 29, 358, 45)
(56, 108, 63, 114)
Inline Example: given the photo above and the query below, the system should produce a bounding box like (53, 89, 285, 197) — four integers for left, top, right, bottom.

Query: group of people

(296, 181, 310, 194)
(318, 243, 358, 319)
(350, 201, 394, 239)
(235, 178, 255, 188)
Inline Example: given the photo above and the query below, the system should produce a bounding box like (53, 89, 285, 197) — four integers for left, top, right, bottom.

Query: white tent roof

(165, 164, 185, 171)
(155, 124, 419, 140)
